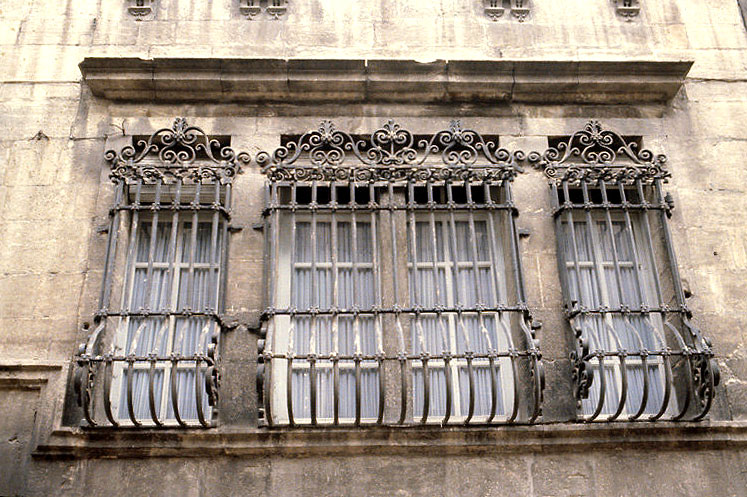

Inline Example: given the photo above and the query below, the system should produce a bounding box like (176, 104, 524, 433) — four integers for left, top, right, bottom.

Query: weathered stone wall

(1, 1, 746, 495)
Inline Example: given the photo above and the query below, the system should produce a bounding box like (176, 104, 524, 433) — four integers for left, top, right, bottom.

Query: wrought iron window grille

(73, 118, 250, 429)
(256, 120, 544, 428)
(614, 0, 640, 20)
(240, 0, 287, 20)
(127, 0, 153, 19)
(528, 121, 719, 422)
(484, 0, 531, 22)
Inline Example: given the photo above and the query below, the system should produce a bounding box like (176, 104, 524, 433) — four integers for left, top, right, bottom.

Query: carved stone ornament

(256, 119, 526, 183)
(484, 0, 530, 22)
(241, 0, 287, 20)
(105, 118, 250, 184)
(615, 0, 640, 20)
(127, 0, 153, 19)
(528, 120, 668, 183)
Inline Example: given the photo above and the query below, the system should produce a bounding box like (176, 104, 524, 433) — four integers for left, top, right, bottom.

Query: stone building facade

(1, 1, 746, 496)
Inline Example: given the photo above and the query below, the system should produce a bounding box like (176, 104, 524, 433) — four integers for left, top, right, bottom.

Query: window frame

(257, 120, 544, 428)
(73, 118, 249, 429)
(532, 120, 719, 422)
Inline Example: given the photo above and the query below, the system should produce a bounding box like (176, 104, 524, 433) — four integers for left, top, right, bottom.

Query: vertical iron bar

(427, 181, 452, 424)
(265, 182, 278, 427)
(558, 181, 591, 420)
(447, 182, 479, 423)
(485, 181, 509, 423)
(148, 356, 162, 426)
(195, 355, 208, 427)
(122, 180, 144, 313)
(351, 181, 362, 426)
(208, 181, 221, 316)
(170, 359, 186, 427)
(309, 181, 319, 426)
(501, 180, 523, 423)
(407, 180, 430, 424)
(465, 181, 489, 425)
(143, 179, 162, 312)
(102, 355, 117, 426)
(186, 181, 203, 313)
(617, 183, 650, 420)
(599, 180, 629, 421)
(371, 181, 385, 425)
(287, 182, 298, 427)
(636, 180, 665, 308)
(654, 180, 687, 307)
(331, 182, 340, 425)
(100, 181, 125, 308)
(581, 181, 612, 421)
(218, 183, 232, 314)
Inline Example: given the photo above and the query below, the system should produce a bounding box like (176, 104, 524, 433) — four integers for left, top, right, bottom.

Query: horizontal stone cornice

(79, 58, 693, 104)
(35, 421, 747, 459)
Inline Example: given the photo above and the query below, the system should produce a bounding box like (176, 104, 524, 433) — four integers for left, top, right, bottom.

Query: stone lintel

(79, 58, 693, 104)
(34, 421, 747, 459)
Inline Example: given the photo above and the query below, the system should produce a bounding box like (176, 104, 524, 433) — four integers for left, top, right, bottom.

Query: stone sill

(34, 421, 747, 459)
(79, 58, 693, 104)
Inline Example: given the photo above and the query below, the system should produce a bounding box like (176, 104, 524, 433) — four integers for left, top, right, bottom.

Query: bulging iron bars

(529, 120, 718, 422)
(257, 120, 544, 428)
(73, 118, 250, 429)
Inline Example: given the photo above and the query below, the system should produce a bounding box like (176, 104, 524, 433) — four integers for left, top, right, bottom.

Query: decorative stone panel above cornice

(615, 0, 640, 20)
(79, 58, 693, 105)
(484, 0, 531, 22)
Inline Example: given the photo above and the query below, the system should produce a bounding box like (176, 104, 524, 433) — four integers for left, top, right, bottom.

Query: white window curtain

(562, 215, 669, 418)
(409, 216, 513, 421)
(274, 219, 380, 423)
(114, 219, 218, 423)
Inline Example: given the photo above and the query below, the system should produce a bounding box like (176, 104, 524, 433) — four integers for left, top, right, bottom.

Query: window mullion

(330, 183, 340, 425)
(349, 181, 363, 426)
(286, 182, 298, 427)
(308, 181, 319, 426)
(407, 180, 429, 424)
(370, 181, 386, 425)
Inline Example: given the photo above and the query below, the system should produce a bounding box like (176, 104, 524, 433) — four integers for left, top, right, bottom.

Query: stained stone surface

(1, 0, 746, 495)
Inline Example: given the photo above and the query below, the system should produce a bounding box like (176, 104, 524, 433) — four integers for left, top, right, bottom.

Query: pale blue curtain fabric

(291, 221, 379, 421)
(410, 219, 506, 420)
(563, 218, 665, 417)
(120, 221, 215, 421)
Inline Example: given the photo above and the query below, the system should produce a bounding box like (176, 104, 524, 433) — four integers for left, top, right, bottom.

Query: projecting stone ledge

(79, 57, 693, 104)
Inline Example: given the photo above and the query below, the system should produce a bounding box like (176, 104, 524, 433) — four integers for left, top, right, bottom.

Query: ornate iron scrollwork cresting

(255, 119, 522, 182)
(105, 117, 251, 184)
(528, 120, 669, 184)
